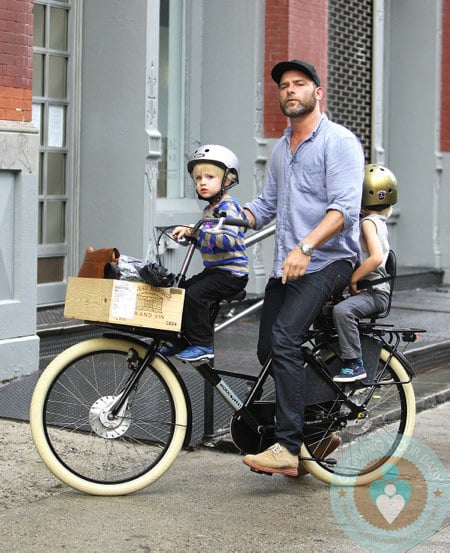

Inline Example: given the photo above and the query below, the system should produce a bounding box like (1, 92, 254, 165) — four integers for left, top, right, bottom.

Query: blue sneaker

(175, 345, 214, 362)
(333, 363, 367, 383)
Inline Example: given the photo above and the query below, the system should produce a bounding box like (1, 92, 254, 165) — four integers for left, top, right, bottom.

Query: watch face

(301, 243, 313, 255)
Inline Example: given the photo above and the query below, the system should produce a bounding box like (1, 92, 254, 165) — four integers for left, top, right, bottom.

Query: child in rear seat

(160, 145, 249, 363)
(332, 164, 398, 383)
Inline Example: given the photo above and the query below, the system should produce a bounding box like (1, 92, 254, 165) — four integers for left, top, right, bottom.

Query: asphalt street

(0, 401, 448, 553)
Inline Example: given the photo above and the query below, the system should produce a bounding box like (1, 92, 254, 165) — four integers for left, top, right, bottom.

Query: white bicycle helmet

(187, 144, 240, 204)
(187, 144, 239, 182)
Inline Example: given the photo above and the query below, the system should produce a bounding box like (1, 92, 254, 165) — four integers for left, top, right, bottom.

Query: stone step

(394, 267, 444, 291)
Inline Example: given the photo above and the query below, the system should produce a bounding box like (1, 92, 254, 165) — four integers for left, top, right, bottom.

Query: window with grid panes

(327, 0, 373, 162)
(32, 0, 70, 286)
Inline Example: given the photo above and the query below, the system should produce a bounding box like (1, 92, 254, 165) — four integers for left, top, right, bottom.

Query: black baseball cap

(271, 60, 320, 86)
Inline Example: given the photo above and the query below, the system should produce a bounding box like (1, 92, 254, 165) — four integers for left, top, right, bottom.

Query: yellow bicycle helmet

(363, 164, 398, 208)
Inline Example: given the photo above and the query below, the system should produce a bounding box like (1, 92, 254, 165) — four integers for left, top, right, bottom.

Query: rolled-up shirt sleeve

(325, 135, 364, 230)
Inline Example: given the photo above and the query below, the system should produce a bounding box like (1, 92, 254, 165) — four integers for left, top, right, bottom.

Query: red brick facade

(264, 0, 328, 138)
(0, 0, 34, 122)
(441, 0, 450, 152)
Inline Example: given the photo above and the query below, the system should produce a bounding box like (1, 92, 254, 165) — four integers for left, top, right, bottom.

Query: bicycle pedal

(190, 359, 214, 368)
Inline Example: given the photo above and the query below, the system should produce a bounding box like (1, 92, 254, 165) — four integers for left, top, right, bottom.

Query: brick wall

(441, 0, 450, 152)
(264, 0, 328, 137)
(0, 0, 34, 122)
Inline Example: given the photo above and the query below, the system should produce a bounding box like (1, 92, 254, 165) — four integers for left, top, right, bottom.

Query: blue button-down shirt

(245, 114, 364, 278)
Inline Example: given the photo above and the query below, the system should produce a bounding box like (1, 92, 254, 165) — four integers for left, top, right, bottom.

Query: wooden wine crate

(64, 277, 184, 331)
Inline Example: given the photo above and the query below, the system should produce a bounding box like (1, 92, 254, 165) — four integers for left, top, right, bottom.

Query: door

(32, 0, 74, 306)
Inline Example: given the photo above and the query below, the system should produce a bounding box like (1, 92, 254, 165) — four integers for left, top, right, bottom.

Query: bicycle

(30, 216, 424, 495)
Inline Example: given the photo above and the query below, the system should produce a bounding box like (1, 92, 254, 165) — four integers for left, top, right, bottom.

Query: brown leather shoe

(243, 442, 299, 477)
(297, 433, 342, 476)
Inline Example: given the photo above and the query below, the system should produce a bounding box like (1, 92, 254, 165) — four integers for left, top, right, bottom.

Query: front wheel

(30, 337, 189, 495)
(301, 347, 416, 486)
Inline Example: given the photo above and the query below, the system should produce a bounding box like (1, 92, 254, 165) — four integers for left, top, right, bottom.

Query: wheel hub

(89, 395, 131, 438)
(345, 410, 371, 434)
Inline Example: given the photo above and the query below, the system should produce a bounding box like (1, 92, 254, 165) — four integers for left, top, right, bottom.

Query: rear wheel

(30, 337, 188, 495)
(301, 347, 415, 486)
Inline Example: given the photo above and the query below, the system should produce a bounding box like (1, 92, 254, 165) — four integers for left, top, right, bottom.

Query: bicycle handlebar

(174, 216, 251, 246)
(155, 215, 251, 256)
(192, 216, 251, 233)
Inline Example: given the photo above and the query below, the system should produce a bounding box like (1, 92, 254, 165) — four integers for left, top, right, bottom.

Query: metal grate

(328, 0, 373, 162)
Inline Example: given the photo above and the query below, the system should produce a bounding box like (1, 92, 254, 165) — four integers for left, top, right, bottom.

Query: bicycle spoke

(302, 348, 414, 482)
(31, 340, 188, 491)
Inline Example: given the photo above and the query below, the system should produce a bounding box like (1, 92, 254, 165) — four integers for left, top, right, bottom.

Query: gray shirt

(245, 114, 364, 278)
(360, 213, 391, 294)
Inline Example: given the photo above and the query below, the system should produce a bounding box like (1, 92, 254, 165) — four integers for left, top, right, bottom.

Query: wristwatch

(298, 242, 314, 256)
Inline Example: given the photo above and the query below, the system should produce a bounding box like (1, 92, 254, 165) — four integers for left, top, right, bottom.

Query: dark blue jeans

(257, 260, 353, 454)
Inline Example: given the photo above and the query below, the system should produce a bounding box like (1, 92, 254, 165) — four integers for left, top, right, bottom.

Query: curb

(415, 387, 450, 412)
(405, 340, 450, 374)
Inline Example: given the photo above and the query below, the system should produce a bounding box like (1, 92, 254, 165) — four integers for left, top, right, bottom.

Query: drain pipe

(372, 0, 385, 164)
(433, 153, 443, 271)
(433, 4, 443, 271)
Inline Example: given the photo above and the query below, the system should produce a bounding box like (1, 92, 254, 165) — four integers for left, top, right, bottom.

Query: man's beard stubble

(280, 90, 317, 118)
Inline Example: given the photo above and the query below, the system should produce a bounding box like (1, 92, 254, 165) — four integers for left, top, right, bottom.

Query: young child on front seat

(332, 164, 398, 383)
(160, 145, 249, 363)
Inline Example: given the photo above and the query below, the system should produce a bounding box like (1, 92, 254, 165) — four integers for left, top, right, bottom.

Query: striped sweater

(198, 197, 249, 277)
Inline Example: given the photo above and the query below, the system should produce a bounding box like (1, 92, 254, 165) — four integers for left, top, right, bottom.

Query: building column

(0, 122, 40, 380)
(0, 0, 39, 380)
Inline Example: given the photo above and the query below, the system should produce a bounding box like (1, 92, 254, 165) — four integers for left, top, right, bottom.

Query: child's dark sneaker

(333, 358, 367, 383)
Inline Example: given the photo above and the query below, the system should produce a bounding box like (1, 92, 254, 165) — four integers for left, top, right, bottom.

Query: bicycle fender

(383, 345, 416, 378)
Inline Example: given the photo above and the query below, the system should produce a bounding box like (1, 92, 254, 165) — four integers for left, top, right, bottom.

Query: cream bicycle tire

(30, 337, 188, 496)
(300, 347, 416, 486)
